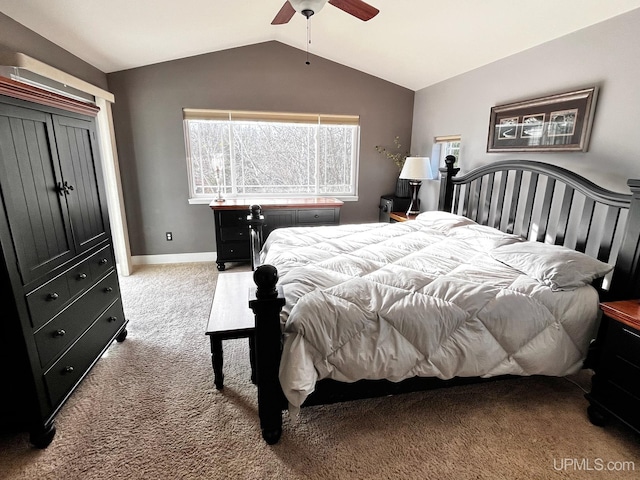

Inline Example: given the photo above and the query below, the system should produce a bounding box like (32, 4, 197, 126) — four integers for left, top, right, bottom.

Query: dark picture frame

(487, 87, 598, 152)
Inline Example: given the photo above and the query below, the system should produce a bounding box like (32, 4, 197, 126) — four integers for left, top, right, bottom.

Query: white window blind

(183, 109, 360, 200)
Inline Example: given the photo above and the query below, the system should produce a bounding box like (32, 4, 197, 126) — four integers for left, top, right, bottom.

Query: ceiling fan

(271, 0, 379, 24)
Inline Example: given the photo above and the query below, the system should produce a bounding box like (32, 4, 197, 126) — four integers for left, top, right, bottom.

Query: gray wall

(412, 8, 640, 211)
(0, 13, 107, 90)
(107, 41, 414, 256)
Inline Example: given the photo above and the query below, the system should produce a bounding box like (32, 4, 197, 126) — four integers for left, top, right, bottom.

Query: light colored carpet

(1, 262, 638, 480)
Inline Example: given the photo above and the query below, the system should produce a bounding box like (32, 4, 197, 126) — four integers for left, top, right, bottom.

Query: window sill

(188, 195, 358, 205)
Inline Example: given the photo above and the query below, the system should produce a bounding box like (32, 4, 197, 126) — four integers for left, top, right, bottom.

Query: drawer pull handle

(63, 366, 74, 374)
(99, 258, 108, 265)
(77, 273, 87, 279)
(105, 286, 114, 293)
(314, 214, 319, 218)
(54, 329, 66, 337)
(108, 316, 118, 322)
(47, 293, 59, 301)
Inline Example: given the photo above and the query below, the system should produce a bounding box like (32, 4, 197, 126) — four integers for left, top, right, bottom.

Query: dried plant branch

(375, 136, 410, 172)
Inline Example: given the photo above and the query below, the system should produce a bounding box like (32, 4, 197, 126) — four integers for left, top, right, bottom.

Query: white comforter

(261, 211, 599, 409)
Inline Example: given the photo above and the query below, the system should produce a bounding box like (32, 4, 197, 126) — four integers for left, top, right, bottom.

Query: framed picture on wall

(487, 87, 598, 152)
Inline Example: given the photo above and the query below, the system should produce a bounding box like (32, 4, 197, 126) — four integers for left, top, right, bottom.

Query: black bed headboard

(438, 156, 640, 300)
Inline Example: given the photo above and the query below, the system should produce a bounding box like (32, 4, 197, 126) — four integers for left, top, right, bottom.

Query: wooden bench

(205, 271, 256, 389)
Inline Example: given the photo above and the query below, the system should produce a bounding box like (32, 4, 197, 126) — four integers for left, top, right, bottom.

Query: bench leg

(210, 336, 224, 390)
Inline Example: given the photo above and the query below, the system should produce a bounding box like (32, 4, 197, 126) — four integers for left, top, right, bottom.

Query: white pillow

(489, 241, 613, 291)
(414, 211, 477, 230)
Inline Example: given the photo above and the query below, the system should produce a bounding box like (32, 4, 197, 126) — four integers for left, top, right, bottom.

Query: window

(183, 109, 360, 202)
(432, 135, 461, 173)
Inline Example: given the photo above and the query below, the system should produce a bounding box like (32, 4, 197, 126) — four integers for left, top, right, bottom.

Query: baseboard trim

(132, 252, 217, 265)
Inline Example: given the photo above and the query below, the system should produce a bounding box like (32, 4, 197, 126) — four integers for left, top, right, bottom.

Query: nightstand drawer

(593, 380, 640, 430)
(297, 209, 335, 224)
(587, 300, 640, 435)
(605, 355, 640, 398)
(606, 320, 640, 367)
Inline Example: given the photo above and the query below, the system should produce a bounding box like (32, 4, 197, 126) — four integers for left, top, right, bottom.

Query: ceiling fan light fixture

(289, 0, 327, 16)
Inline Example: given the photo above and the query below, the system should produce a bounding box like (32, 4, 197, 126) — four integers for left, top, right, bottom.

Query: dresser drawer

(26, 275, 71, 330)
(65, 259, 92, 298)
(297, 208, 336, 224)
(219, 226, 249, 243)
(89, 245, 115, 280)
(34, 274, 120, 368)
(87, 270, 121, 315)
(218, 210, 248, 227)
(43, 300, 125, 407)
(27, 247, 116, 330)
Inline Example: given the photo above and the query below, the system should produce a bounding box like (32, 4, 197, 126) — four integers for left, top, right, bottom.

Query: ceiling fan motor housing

(290, 0, 327, 16)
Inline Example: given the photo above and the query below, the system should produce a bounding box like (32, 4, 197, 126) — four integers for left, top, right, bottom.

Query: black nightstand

(379, 195, 410, 222)
(586, 300, 640, 435)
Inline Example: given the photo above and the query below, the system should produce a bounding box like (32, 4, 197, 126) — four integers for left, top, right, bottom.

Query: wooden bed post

(609, 179, 640, 300)
(438, 155, 459, 212)
(247, 205, 264, 270)
(249, 265, 286, 444)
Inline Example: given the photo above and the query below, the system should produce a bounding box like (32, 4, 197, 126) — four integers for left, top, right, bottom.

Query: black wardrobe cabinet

(0, 87, 127, 448)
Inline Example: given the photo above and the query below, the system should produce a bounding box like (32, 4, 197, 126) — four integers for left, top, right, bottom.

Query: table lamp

(399, 156, 434, 215)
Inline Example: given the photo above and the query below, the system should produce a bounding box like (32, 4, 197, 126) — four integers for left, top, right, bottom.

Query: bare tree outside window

(184, 110, 359, 199)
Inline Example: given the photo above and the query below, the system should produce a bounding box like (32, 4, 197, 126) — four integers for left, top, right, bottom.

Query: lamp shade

(399, 156, 433, 180)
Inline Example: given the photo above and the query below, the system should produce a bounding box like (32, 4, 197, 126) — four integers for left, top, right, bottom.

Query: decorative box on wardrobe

(0, 78, 128, 447)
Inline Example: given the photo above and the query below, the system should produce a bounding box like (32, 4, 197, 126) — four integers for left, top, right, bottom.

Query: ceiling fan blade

(328, 0, 379, 21)
(271, 1, 296, 25)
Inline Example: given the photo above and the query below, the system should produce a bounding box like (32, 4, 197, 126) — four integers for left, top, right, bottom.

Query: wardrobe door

(0, 103, 75, 284)
(52, 115, 110, 255)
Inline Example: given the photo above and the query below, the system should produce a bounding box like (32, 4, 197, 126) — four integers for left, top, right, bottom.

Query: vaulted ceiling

(1, 0, 639, 90)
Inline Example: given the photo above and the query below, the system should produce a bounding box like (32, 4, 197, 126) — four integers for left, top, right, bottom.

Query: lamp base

(406, 180, 422, 215)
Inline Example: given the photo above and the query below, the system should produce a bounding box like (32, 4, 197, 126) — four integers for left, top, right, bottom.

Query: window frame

(183, 109, 361, 204)
(431, 135, 461, 177)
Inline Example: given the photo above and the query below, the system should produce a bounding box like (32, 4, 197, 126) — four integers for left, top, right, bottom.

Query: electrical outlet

(166, 232, 173, 241)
